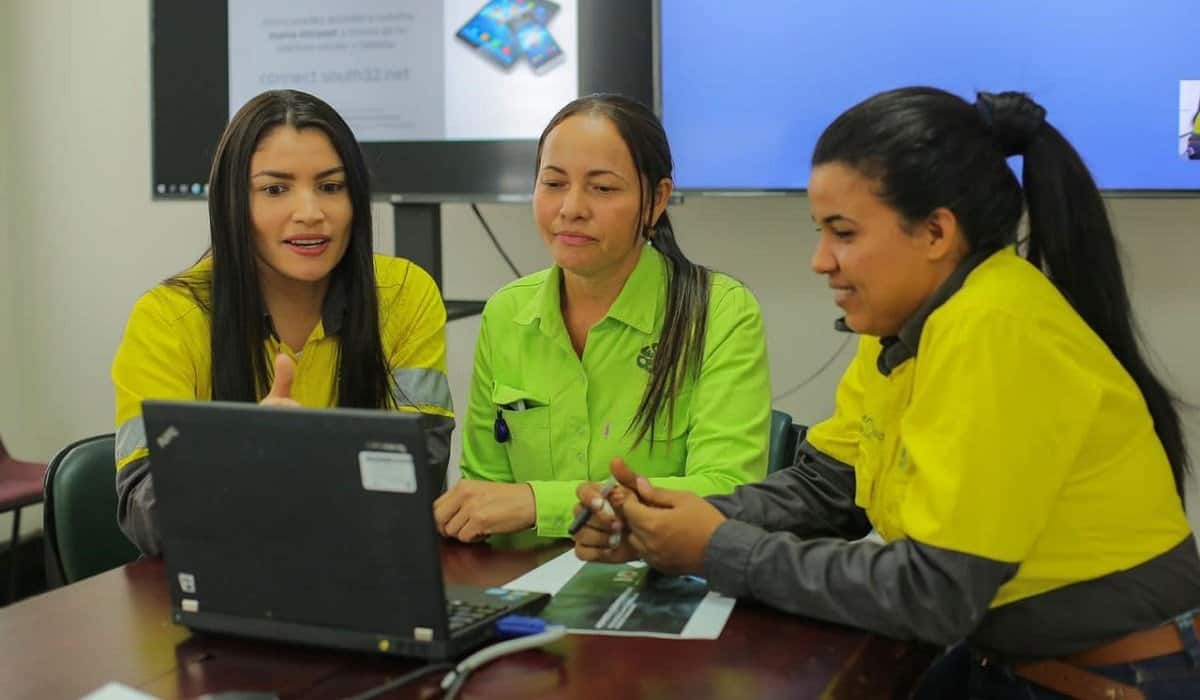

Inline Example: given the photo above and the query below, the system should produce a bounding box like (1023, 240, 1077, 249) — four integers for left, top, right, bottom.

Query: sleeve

(111, 292, 201, 556)
(386, 262, 455, 491)
(707, 441, 871, 539)
(458, 310, 514, 484)
(703, 525, 1018, 645)
(702, 310, 1095, 645)
(641, 282, 771, 496)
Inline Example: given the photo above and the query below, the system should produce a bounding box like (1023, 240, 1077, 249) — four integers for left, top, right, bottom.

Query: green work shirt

(461, 244, 771, 537)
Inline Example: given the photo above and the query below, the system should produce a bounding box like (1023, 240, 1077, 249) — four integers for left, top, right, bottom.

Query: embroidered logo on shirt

(636, 343, 658, 372)
(860, 415, 885, 442)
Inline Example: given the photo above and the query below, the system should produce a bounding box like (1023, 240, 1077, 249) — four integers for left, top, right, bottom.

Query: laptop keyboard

(446, 599, 507, 632)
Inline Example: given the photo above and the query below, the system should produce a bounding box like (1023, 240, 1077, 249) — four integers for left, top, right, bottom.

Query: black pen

(567, 477, 617, 536)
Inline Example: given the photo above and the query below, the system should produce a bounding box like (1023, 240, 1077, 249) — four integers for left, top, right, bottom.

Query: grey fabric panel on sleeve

(114, 455, 162, 556)
(115, 416, 147, 465)
(706, 441, 872, 540)
(703, 523, 1017, 646)
(393, 368, 454, 412)
(421, 413, 455, 493)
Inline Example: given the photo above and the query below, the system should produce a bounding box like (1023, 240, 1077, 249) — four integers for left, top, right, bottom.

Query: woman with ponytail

(435, 94, 771, 542)
(575, 87, 1200, 697)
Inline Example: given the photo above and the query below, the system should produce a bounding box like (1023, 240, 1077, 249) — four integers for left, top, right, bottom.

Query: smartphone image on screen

(510, 15, 565, 75)
(455, 0, 532, 70)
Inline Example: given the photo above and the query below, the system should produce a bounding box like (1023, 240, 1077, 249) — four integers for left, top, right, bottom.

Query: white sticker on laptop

(178, 572, 196, 593)
(359, 451, 417, 493)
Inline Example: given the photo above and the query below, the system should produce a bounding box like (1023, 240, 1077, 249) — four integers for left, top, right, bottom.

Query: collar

(262, 272, 348, 341)
(835, 247, 997, 376)
(514, 243, 664, 336)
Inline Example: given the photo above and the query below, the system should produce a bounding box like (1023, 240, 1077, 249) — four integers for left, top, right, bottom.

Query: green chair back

(42, 434, 140, 584)
(767, 409, 797, 474)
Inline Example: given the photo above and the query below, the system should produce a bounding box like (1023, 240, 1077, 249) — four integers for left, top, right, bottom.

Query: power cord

(471, 203, 523, 279)
(771, 334, 854, 402)
(440, 618, 567, 700)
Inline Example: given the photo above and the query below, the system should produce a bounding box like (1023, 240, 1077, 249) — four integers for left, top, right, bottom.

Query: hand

(612, 458, 726, 576)
(260, 354, 301, 408)
(572, 478, 638, 563)
(434, 480, 536, 542)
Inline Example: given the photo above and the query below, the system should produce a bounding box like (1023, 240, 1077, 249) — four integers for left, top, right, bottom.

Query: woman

(576, 88, 1200, 698)
(113, 90, 454, 555)
(434, 94, 770, 541)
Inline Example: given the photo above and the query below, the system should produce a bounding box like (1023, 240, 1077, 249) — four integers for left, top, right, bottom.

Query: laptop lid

(143, 400, 453, 643)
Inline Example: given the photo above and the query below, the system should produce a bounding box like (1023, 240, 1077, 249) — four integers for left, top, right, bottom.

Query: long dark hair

(536, 94, 710, 446)
(812, 86, 1188, 499)
(167, 89, 393, 409)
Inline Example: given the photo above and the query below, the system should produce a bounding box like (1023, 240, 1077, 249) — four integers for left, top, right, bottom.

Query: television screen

(152, 0, 653, 200)
(661, 1, 1199, 192)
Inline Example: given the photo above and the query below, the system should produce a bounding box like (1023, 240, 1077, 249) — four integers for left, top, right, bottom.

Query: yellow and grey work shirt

(112, 254, 453, 555)
(704, 246, 1200, 659)
(461, 244, 771, 538)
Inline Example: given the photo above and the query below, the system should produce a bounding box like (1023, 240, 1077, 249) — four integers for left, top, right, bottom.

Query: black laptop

(142, 400, 550, 660)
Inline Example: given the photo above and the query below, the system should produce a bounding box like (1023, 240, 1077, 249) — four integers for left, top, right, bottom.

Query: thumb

(610, 457, 678, 509)
(610, 457, 642, 491)
(267, 353, 295, 400)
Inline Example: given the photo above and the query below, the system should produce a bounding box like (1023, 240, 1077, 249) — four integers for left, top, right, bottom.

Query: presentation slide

(228, 0, 578, 143)
(662, 1, 1199, 191)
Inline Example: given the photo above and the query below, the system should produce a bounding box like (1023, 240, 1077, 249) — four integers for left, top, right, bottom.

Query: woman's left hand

(433, 480, 536, 542)
(611, 458, 726, 575)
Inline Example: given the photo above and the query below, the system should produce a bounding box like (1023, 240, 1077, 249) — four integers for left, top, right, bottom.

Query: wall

(4, 1, 1199, 538)
(1, 1, 17, 441)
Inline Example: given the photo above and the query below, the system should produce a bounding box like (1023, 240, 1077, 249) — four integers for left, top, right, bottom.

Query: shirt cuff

(703, 519, 768, 599)
(528, 480, 579, 538)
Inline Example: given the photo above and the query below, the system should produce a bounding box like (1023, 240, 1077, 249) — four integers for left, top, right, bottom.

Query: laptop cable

(440, 616, 568, 700)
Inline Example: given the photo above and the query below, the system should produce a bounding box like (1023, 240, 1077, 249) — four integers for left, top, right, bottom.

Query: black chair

(43, 434, 140, 585)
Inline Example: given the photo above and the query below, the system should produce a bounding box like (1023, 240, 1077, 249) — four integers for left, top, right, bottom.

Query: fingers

(433, 484, 465, 536)
(574, 538, 638, 563)
(627, 531, 649, 558)
(442, 507, 473, 542)
(575, 482, 623, 534)
(609, 458, 641, 490)
(576, 481, 604, 506)
(266, 353, 296, 401)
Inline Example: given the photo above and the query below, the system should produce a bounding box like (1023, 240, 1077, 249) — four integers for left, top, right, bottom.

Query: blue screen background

(661, 1, 1199, 191)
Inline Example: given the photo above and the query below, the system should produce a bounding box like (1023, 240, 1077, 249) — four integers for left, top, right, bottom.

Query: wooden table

(0, 541, 934, 699)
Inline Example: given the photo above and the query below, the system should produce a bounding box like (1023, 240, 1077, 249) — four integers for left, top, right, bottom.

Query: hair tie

(975, 91, 1046, 157)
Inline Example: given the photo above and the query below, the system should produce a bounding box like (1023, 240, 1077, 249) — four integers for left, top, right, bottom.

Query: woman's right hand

(260, 353, 302, 408)
(572, 478, 639, 563)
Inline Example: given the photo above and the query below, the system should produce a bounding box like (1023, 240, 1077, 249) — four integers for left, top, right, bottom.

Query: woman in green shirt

(434, 94, 771, 541)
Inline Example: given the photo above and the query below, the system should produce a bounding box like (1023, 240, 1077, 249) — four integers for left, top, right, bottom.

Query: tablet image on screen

(455, 0, 535, 70)
(511, 15, 565, 75)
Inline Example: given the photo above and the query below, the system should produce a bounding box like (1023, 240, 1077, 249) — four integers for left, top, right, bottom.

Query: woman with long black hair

(576, 87, 1200, 698)
(113, 90, 454, 555)
(435, 94, 771, 542)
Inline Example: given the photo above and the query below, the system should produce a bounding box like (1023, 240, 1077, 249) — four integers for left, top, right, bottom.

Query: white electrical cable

(439, 625, 568, 693)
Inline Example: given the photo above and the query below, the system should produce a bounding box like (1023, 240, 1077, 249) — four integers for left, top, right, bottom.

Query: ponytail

(987, 92, 1190, 499)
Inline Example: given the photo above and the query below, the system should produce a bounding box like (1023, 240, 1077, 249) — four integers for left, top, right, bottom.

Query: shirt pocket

(491, 382, 553, 481)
